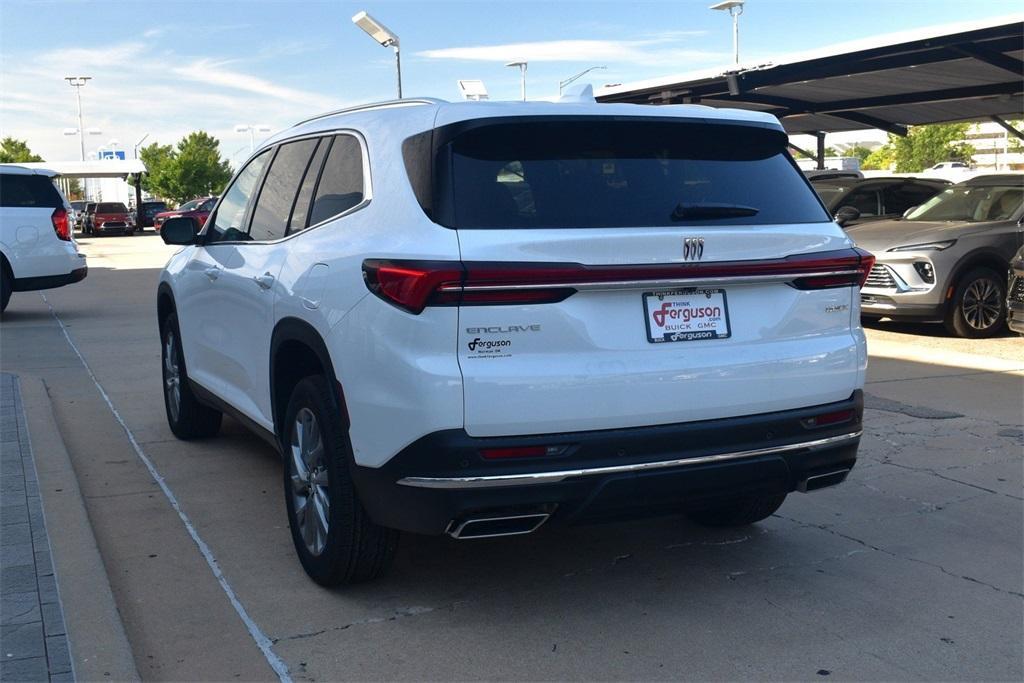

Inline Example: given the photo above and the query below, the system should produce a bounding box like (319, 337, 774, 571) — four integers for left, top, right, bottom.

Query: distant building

(965, 121, 1024, 171)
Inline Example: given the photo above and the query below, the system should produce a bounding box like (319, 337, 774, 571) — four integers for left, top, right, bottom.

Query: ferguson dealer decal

(464, 324, 540, 358)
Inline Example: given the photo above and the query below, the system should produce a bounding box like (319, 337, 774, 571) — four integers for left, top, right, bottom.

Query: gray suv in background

(850, 174, 1023, 338)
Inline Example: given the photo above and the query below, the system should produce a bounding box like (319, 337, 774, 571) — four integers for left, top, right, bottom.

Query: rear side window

(308, 135, 364, 226)
(288, 138, 330, 234)
(883, 183, 942, 215)
(418, 119, 829, 228)
(0, 174, 63, 208)
(97, 202, 127, 213)
(249, 138, 319, 241)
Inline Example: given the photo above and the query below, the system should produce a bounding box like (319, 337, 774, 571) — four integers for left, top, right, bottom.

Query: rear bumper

(13, 266, 88, 292)
(352, 391, 863, 535)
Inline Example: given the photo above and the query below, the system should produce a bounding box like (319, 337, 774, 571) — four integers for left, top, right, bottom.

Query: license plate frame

(642, 288, 732, 343)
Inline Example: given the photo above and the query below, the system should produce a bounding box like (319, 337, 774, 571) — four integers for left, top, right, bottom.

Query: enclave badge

(683, 237, 705, 261)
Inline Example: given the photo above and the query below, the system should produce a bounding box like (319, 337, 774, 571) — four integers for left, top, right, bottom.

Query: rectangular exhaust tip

(446, 512, 550, 539)
(798, 469, 850, 493)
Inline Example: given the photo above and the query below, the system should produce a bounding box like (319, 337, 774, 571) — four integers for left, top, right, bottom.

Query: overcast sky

(1, 0, 1019, 164)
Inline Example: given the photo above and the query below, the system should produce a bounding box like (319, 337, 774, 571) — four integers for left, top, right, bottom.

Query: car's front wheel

(945, 267, 1006, 338)
(686, 493, 786, 527)
(161, 313, 222, 439)
(283, 375, 399, 586)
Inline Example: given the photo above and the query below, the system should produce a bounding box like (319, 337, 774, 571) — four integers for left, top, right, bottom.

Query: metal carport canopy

(596, 15, 1024, 137)
(14, 159, 146, 179)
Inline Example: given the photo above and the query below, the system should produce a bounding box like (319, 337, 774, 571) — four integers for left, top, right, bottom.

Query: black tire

(160, 313, 222, 439)
(686, 493, 787, 527)
(861, 314, 882, 325)
(282, 375, 399, 586)
(1, 259, 12, 314)
(944, 267, 1006, 338)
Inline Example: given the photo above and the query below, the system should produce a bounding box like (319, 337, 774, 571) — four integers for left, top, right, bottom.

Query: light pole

(352, 11, 402, 99)
(64, 76, 92, 161)
(234, 124, 272, 153)
(133, 133, 149, 159)
(709, 0, 745, 65)
(559, 65, 606, 96)
(506, 61, 528, 101)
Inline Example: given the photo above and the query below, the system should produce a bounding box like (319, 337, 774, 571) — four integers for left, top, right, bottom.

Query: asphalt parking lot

(2, 232, 1022, 681)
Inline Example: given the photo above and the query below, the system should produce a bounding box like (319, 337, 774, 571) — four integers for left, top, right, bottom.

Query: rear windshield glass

(419, 119, 828, 229)
(0, 174, 63, 208)
(97, 202, 127, 213)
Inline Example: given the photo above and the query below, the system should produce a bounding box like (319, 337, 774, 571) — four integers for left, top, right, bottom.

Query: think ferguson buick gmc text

(156, 97, 874, 585)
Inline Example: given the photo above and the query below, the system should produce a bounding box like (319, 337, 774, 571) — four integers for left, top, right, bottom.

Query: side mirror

(834, 205, 860, 227)
(902, 206, 918, 219)
(160, 216, 199, 245)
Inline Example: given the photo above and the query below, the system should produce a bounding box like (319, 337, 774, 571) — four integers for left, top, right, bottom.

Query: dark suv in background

(811, 177, 950, 227)
(134, 201, 169, 230)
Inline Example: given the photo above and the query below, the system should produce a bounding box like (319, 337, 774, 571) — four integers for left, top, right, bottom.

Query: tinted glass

(0, 174, 63, 208)
(288, 138, 330, 234)
(309, 135, 364, 226)
(907, 183, 1023, 222)
(207, 152, 270, 243)
(434, 120, 828, 229)
(178, 200, 200, 211)
(249, 138, 319, 241)
(813, 185, 848, 209)
(839, 189, 879, 216)
(96, 202, 127, 213)
(883, 183, 942, 215)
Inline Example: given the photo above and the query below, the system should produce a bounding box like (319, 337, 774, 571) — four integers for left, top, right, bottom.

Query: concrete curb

(20, 377, 140, 682)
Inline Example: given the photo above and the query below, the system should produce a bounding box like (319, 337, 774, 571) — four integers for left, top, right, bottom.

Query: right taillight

(51, 208, 71, 241)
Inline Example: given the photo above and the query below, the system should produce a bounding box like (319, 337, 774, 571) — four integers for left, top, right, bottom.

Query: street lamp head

(352, 11, 399, 48)
(234, 125, 250, 133)
(505, 61, 527, 68)
(709, 0, 744, 10)
(256, 125, 272, 133)
(63, 128, 78, 136)
(86, 128, 102, 136)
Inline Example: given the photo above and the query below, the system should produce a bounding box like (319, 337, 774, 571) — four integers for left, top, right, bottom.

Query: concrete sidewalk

(1, 373, 72, 682)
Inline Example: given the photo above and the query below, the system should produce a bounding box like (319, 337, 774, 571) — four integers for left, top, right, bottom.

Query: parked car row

(810, 174, 1023, 338)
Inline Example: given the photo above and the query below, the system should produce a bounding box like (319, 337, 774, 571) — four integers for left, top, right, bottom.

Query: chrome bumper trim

(396, 431, 863, 490)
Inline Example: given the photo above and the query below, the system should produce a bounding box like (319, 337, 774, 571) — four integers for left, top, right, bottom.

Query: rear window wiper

(671, 203, 760, 221)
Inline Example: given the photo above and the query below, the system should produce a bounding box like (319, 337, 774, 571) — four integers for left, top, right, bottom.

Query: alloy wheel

(289, 407, 330, 556)
(163, 331, 181, 422)
(962, 277, 1002, 331)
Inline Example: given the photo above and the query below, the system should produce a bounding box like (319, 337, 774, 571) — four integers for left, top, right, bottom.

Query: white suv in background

(1, 165, 87, 313)
(157, 98, 874, 586)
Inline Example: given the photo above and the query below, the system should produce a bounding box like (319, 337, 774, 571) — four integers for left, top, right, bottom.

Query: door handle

(253, 272, 275, 290)
(204, 267, 220, 281)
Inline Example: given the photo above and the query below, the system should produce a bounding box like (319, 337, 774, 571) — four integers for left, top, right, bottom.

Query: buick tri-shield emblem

(683, 237, 705, 261)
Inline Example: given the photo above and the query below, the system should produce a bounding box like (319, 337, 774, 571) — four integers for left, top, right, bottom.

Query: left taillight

(51, 208, 71, 241)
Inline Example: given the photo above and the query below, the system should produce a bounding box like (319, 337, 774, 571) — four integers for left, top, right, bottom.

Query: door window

(249, 138, 320, 241)
(206, 150, 271, 243)
(308, 135, 365, 226)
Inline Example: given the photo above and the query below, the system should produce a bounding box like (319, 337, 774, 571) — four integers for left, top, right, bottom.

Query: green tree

(136, 133, 232, 204)
(861, 145, 895, 171)
(66, 178, 84, 200)
(891, 123, 975, 172)
(844, 145, 873, 163)
(0, 137, 43, 163)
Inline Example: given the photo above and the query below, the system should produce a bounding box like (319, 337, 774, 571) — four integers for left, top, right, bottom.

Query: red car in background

(153, 196, 217, 231)
(85, 202, 134, 236)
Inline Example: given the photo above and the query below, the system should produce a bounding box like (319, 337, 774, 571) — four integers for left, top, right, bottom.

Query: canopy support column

(815, 132, 826, 170)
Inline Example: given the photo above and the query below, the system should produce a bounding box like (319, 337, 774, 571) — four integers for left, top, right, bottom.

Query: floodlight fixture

(458, 80, 489, 101)
(352, 10, 402, 98)
(709, 0, 745, 65)
(64, 75, 93, 161)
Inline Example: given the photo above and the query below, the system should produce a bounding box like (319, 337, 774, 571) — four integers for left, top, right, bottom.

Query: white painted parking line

(40, 293, 292, 683)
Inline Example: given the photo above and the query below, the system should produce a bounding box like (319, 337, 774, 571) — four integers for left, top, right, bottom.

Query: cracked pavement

(1, 235, 1021, 681)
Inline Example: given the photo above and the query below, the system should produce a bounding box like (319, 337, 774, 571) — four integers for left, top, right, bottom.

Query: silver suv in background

(851, 174, 1023, 337)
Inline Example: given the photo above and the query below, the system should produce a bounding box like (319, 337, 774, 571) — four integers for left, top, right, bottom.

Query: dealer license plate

(643, 288, 731, 343)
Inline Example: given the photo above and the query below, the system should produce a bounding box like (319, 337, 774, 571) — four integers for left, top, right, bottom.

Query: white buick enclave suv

(157, 97, 873, 585)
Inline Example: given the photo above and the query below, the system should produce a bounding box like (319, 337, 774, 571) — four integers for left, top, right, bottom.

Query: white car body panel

(160, 98, 867, 471)
(0, 165, 84, 282)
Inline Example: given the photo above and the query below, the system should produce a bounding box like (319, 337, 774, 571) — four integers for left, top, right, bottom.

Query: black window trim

(200, 128, 372, 247)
